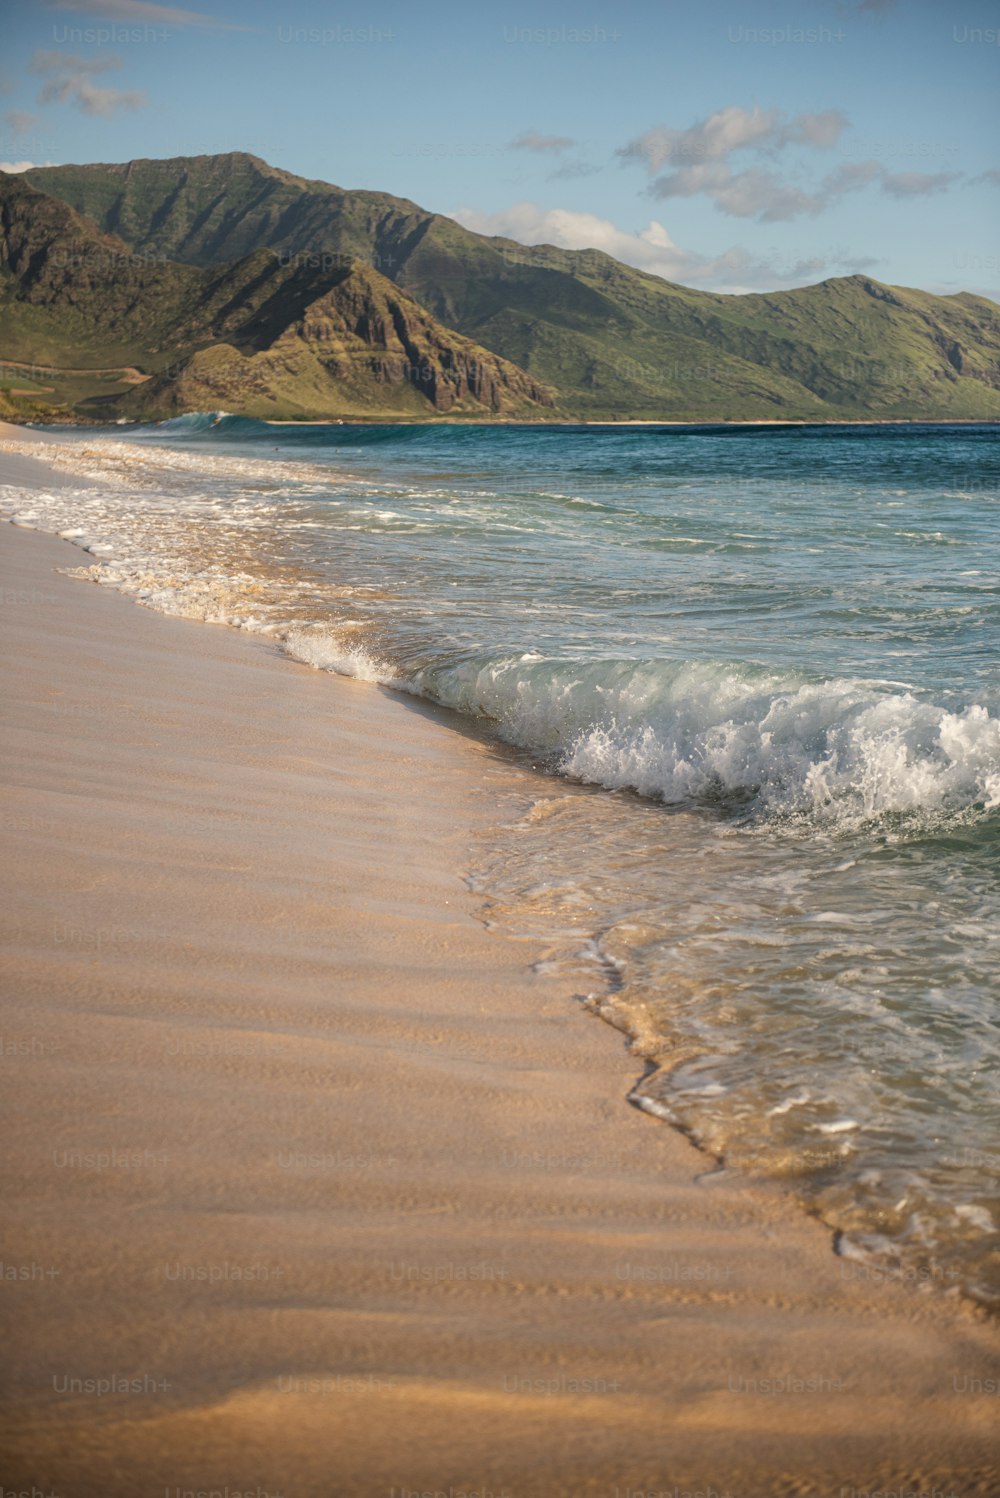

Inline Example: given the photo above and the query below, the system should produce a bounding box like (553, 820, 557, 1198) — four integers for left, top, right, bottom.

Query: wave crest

(416, 654, 1000, 824)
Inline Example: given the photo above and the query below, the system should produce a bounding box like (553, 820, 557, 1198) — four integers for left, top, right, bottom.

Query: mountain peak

(0, 170, 555, 422)
(5, 155, 1000, 423)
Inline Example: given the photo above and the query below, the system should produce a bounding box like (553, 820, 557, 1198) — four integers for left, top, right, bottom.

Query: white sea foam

(281, 627, 395, 684)
(0, 434, 341, 489)
(416, 654, 1000, 827)
(6, 458, 999, 832)
(0, 474, 390, 687)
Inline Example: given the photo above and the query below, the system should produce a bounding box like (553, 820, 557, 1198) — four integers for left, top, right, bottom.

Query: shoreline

(1, 441, 999, 1495)
(4, 415, 999, 432)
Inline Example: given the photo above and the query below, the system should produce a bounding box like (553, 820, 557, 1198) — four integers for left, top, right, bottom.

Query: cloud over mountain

(619, 104, 961, 221)
(32, 50, 145, 115)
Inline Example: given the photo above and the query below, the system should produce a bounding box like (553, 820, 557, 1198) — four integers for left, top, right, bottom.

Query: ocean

(4, 416, 998, 1306)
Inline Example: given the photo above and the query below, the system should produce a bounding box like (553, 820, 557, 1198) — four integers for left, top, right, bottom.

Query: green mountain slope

(0, 171, 554, 421)
(16, 153, 1000, 420)
(25, 153, 432, 272)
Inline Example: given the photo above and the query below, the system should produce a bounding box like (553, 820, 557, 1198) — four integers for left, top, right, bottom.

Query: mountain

(11, 152, 1000, 423)
(0, 171, 554, 422)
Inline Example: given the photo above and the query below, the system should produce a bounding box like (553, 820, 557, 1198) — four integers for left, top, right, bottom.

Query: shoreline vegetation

(0, 427, 998, 1495)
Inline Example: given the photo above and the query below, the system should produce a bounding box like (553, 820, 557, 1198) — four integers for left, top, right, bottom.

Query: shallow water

(4, 416, 998, 1304)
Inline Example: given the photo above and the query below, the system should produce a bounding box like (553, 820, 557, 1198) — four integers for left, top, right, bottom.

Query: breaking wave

(412, 653, 1000, 828)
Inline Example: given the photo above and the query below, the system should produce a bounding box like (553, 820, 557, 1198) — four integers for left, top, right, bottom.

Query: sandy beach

(1, 434, 999, 1498)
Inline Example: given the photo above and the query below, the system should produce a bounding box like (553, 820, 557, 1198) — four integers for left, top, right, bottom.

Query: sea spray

(415, 653, 1000, 828)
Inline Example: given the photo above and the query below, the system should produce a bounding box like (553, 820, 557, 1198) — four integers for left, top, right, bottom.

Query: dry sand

(0, 436, 998, 1498)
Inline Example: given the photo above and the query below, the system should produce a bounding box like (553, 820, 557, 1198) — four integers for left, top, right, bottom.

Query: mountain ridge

(0, 169, 555, 421)
(7, 152, 1000, 423)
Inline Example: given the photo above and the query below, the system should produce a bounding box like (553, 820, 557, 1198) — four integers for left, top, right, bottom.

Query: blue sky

(1, 0, 998, 297)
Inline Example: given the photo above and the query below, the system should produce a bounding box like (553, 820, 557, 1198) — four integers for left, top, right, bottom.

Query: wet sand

(0, 436, 998, 1497)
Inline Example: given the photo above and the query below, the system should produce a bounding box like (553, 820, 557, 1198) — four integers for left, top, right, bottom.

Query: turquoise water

(5, 417, 999, 1303)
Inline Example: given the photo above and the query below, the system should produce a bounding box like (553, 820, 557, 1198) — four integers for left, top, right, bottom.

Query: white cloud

(645, 161, 732, 194)
(3, 111, 39, 135)
(825, 161, 961, 199)
(622, 107, 776, 172)
(650, 163, 827, 221)
(548, 159, 601, 181)
(621, 105, 963, 221)
(824, 159, 883, 194)
(620, 105, 848, 174)
(715, 172, 826, 222)
(881, 169, 961, 197)
(33, 50, 122, 74)
(620, 105, 854, 221)
(449, 201, 877, 293)
(511, 130, 574, 153)
(46, 0, 246, 28)
(781, 110, 849, 149)
(0, 160, 55, 173)
(40, 77, 145, 113)
(32, 50, 145, 115)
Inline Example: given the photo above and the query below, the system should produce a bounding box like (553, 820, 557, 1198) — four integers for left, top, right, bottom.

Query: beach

(1, 434, 999, 1498)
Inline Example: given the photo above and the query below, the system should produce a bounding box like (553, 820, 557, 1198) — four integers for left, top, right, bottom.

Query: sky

(0, 0, 998, 298)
